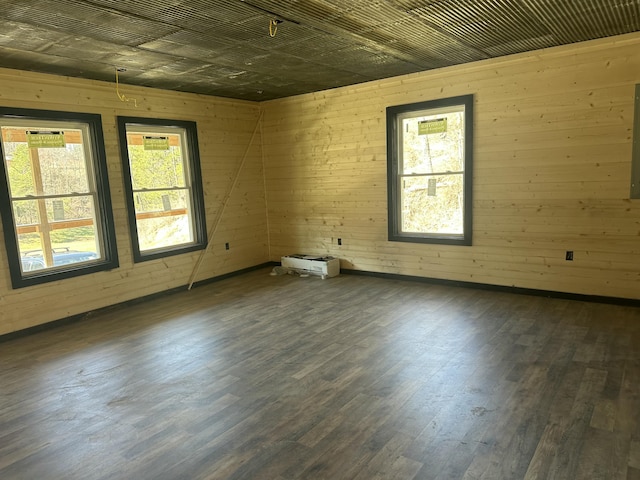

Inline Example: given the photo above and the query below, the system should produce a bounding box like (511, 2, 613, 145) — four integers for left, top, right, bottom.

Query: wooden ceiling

(1, 0, 639, 101)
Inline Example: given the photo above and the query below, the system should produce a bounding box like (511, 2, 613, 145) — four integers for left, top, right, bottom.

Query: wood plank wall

(0, 68, 268, 335)
(261, 33, 640, 300)
(1, 32, 639, 336)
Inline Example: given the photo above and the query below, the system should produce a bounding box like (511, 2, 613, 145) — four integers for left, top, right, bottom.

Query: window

(0, 107, 118, 288)
(117, 117, 206, 262)
(387, 94, 473, 245)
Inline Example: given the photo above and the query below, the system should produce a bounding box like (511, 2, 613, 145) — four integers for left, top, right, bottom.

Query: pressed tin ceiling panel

(0, 0, 638, 101)
(408, 0, 557, 56)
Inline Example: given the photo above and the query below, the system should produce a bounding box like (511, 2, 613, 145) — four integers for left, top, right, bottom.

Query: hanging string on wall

(115, 67, 138, 107)
(269, 18, 283, 37)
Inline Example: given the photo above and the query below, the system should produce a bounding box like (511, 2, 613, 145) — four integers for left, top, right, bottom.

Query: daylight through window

(117, 118, 206, 262)
(387, 95, 473, 245)
(0, 108, 118, 288)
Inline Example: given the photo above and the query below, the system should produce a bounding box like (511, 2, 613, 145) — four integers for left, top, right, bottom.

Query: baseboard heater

(281, 254, 340, 279)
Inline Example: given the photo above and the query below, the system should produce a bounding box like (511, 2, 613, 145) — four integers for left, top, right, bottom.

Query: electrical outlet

(565, 251, 573, 261)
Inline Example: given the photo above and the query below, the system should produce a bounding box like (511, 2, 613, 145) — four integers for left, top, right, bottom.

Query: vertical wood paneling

(0, 68, 268, 335)
(261, 33, 640, 299)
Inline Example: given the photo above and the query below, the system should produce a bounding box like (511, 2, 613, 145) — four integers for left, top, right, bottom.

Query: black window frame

(117, 116, 207, 263)
(386, 94, 474, 246)
(0, 107, 119, 289)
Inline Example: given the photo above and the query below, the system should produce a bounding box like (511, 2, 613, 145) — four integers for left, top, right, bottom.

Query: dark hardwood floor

(1, 268, 640, 479)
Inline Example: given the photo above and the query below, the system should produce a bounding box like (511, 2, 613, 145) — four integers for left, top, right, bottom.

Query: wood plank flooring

(1, 268, 640, 479)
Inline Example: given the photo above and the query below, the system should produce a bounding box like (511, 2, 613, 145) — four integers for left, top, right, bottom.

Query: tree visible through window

(0, 108, 118, 288)
(117, 117, 206, 262)
(387, 95, 473, 245)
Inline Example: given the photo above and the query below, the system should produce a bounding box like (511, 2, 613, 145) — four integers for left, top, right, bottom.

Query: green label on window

(26, 131, 65, 148)
(418, 119, 447, 135)
(143, 136, 170, 150)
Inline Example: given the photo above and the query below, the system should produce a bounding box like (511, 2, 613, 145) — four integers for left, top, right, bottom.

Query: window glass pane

(2, 128, 90, 197)
(0, 109, 118, 288)
(49, 225, 98, 258)
(401, 174, 464, 235)
(5, 129, 100, 252)
(388, 95, 472, 245)
(118, 117, 206, 262)
(12, 195, 99, 272)
(126, 132, 186, 190)
(12, 199, 39, 228)
(136, 216, 192, 251)
(38, 139, 90, 195)
(44, 195, 96, 225)
(4, 141, 36, 197)
(135, 190, 192, 251)
(134, 189, 189, 215)
(401, 109, 465, 175)
(20, 245, 99, 273)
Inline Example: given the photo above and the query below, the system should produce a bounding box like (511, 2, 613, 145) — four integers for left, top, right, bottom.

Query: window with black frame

(0, 107, 118, 288)
(117, 117, 207, 262)
(387, 94, 474, 246)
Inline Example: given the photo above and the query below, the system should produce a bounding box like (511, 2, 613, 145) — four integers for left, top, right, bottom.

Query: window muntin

(117, 118, 206, 262)
(0, 109, 118, 288)
(387, 95, 473, 245)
